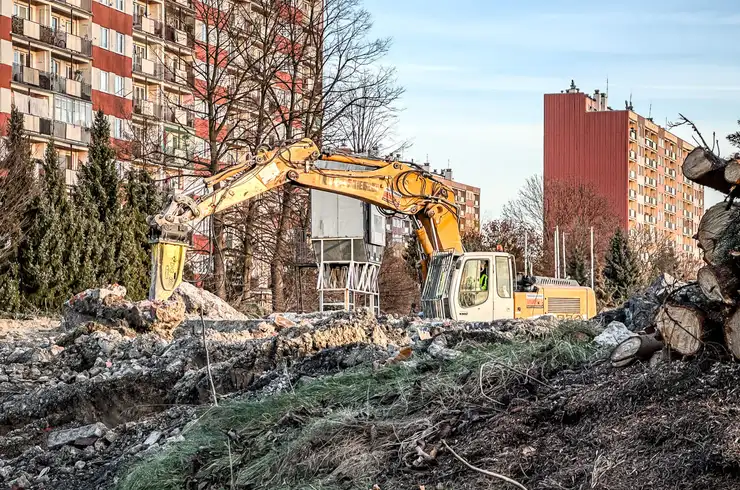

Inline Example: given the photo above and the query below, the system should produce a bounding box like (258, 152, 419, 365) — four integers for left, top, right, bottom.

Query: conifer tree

(603, 228, 640, 305)
(18, 141, 71, 309)
(566, 245, 588, 286)
(0, 107, 35, 311)
(73, 110, 120, 287)
(116, 169, 162, 300)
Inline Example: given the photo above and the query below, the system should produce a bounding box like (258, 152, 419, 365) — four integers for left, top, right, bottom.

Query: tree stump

(656, 305, 704, 356)
(724, 160, 740, 186)
(696, 202, 740, 266)
(724, 308, 740, 359)
(697, 265, 739, 305)
(683, 147, 732, 194)
(610, 335, 664, 368)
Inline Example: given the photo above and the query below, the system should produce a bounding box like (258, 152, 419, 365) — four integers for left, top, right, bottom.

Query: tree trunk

(271, 185, 295, 312)
(655, 304, 704, 356)
(241, 201, 256, 303)
(610, 334, 663, 368)
(697, 264, 739, 305)
(724, 308, 740, 359)
(212, 213, 227, 299)
(724, 160, 740, 186)
(682, 147, 732, 194)
(695, 202, 740, 266)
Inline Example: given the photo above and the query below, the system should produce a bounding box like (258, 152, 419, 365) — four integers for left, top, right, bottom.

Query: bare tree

(501, 174, 544, 231)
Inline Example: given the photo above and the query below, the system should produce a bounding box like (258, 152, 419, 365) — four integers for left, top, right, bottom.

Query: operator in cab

(479, 263, 488, 291)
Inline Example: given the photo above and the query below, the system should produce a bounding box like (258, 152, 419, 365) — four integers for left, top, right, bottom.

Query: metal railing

(12, 16, 92, 56)
(12, 63, 91, 101)
(51, 0, 92, 12)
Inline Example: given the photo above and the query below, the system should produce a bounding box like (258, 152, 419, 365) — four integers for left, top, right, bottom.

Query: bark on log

(725, 308, 740, 359)
(697, 265, 740, 305)
(724, 160, 740, 186)
(683, 147, 732, 194)
(610, 335, 664, 368)
(656, 305, 704, 356)
(696, 202, 740, 266)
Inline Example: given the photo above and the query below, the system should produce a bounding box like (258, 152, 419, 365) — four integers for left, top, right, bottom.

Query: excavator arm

(148, 138, 464, 301)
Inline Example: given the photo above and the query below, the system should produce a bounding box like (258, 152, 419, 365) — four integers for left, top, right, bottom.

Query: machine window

(458, 259, 489, 308)
(495, 256, 512, 298)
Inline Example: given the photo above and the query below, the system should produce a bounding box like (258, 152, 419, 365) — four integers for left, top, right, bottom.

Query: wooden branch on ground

(442, 440, 528, 490)
(725, 308, 740, 359)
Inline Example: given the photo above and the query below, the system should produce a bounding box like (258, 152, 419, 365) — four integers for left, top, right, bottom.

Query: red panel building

(544, 81, 704, 254)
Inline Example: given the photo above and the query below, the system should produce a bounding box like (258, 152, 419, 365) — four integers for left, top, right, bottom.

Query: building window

(13, 4, 30, 20)
(100, 27, 109, 49)
(115, 0, 124, 11)
(113, 117, 124, 139)
(54, 96, 92, 127)
(99, 71, 109, 92)
(114, 75, 124, 96)
(115, 32, 125, 54)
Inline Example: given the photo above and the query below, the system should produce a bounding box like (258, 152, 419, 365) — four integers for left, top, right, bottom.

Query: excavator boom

(148, 138, 463, 301)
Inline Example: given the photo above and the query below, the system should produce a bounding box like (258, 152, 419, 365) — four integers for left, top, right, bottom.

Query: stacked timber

(649, 147, 740, 358)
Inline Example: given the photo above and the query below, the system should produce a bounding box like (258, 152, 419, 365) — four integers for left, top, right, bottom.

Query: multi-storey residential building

(385, 164, 481, 245)
(544, 81, 704, 255)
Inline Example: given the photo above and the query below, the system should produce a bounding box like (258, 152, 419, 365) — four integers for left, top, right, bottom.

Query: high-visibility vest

(480, 273, 488, 291)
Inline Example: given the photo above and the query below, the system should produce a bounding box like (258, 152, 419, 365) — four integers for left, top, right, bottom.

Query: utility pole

(562, 232, 566, 278)
(554, 226, 560, 279)
(524, 232, 528, 277)
(590, 227, 595, 290)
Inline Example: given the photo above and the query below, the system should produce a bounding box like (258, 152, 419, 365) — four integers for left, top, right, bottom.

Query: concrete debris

(172, 282, 249, 321)
(48, 423, 108, 449)
(594, 321, 636, 348)
(143, 431, 162, 446)
(427, 335, 461, 360)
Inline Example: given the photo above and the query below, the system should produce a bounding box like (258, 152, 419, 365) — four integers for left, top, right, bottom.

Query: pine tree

(18, 141, 70, 309)
(566, 245, 588, 286)
(603, 228, 640, 305)
(116, 169, 162, 300)
(0, 106, 36, 311)
(73, 110, 120, 288)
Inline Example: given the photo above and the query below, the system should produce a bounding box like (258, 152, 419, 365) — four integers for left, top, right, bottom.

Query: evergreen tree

(603, 228, 640, 305)
(116, 169, 162, 300)
(73, 110, 120, 287)
(18, 141, 71, 309)
(0, 107, 35, 311)
(566, 245, 588, 286)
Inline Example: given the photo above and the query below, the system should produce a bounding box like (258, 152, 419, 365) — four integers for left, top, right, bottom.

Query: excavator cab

(421, 251, 516, 321)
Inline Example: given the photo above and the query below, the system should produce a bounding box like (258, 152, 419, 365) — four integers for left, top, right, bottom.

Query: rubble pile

(0, 287, 572, 490)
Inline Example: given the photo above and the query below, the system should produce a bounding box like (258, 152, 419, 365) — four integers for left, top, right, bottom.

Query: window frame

(457, 258, 490, 309)
(115, 32, 125, 54)
(114, 75, 124, 96)
(100, 27, 109, 49)
(494, 256, 512, 299)
(99, 70, 109, 92)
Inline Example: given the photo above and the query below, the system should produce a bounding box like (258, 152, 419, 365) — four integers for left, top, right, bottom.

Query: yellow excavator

(148, 138, 596, 321)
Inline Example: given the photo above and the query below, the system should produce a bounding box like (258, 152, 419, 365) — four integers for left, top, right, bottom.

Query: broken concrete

(48, 423, 108, 449)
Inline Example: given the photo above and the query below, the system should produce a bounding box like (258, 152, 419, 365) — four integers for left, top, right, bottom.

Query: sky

(364, 0, 740, 220)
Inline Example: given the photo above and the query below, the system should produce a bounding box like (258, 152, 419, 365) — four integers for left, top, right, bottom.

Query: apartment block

(544, 82, 704, 255)
(385, 164, 481, 246)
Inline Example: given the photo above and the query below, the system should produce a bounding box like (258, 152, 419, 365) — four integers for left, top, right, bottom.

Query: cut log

(697, 265, 740, 305)
(655, 305, 704, 356)
(610, 334, 664, 368)
(682, 147, 732, 194)
(725, 308, 740, 359)
(724, 160, 740, 186)
(696, 202, 740, 266)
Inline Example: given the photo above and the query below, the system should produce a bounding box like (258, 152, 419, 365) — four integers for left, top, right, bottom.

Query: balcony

(629, 150, 636, 160)
(134, 13, 163, 37)
(629, 189, 637, 200)
(22, 114, 90, 144)
(162, 106, 194, 127)
(133, 98, 163, 118)
(163, 65, 193, 86)
(133, 56, 164, 79)
(630, 129, 637, 140)
(12, 16, 92, 57)
(51, 0, 92, 12)
(165, 24, 193, 47)
(12, 64, 91, 100)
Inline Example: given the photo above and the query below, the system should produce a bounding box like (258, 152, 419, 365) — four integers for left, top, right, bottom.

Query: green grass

(117, 320, 600, 490)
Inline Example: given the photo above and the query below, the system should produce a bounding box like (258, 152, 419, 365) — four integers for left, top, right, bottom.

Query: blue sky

(365, 0, 740, 219)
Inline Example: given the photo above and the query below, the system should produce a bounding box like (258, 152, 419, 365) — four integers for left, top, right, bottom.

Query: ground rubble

(0, 286, 565, 490)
